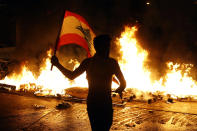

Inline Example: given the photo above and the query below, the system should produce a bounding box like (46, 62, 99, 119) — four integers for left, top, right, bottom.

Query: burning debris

(0, 83, 16, 91)
(0, 58, 9, 80)
(19, 83, 41, 93)
(176, 97, 193, 102)
(0, 26, 197, 102)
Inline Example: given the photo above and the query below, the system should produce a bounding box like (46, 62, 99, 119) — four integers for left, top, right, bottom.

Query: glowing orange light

(1, 26, 197, 99)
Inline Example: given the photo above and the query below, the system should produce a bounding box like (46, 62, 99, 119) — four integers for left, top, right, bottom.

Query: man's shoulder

(82, 57, 118, 65)
(82, 58, 91, 63)
(81, 57, 95, 65)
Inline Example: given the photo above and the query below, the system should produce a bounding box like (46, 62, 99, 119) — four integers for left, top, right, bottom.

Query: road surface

(0, 92, 197, 131)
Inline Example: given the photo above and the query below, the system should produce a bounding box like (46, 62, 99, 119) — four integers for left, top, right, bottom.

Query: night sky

(0, 0, 197, 79)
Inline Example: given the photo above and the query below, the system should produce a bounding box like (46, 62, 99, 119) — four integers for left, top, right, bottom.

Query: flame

(1, 26, 197, 99)
(116, 26, 197, 99)
(0, 50, 87, 96)
(161, 62, 197, 97)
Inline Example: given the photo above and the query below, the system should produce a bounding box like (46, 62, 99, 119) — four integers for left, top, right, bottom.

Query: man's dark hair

(93, 34, 111, 52)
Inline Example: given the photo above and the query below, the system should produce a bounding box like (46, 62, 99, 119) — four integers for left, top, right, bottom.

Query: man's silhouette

(51, 35, 126, 131)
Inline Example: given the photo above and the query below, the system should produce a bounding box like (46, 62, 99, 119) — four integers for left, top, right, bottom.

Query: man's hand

(51, 55, 59, 66)
(115, 87, 124, 99)
(115, 87, 123, 94)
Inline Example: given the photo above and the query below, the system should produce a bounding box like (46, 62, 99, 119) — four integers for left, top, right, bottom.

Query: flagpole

(51, 11, 65, 71)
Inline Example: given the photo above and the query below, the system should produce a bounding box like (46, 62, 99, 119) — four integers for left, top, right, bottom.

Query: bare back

(80, 55, 125, 105)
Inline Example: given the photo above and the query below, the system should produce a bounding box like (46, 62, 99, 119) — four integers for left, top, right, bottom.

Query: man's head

(93, 34, 111, 57)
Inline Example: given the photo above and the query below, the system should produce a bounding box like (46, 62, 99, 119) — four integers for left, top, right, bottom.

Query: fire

(161, 62, 197, 97)
(115, 26, 151, 92)
(0, 50, 88, 96)
(1, 26, 197, 99)
(116, 26, 197, 99)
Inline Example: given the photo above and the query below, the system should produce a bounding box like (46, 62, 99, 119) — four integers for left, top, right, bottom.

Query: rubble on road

(33, 104, 46, 109)
(167, 98, 174, 103)
(128, 94, 136, 102)
(125, 123, 136, 127)
(135, 120, 143, 124)
(56, 102, 71, 109)
(113, 102, 126, 107)
(148, 99, 152, 104)
(148, 110, 154, 113)
(64, 96, 86, 103)
(112, 93, 116, 97)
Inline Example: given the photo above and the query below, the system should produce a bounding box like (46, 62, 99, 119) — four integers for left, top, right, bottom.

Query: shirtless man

(51, 34, 126, 131)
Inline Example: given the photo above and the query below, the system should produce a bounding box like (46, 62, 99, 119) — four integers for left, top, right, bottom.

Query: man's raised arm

(51, 55, 87, 80)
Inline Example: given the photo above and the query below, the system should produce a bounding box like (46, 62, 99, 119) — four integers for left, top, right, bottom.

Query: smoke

(7, 1, 59, 76)
(136, 0, 197, 80)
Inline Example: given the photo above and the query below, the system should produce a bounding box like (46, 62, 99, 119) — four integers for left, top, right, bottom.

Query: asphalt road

(1, 92, 197, 131)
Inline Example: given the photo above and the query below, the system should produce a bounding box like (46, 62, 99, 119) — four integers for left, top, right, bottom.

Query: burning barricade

(0, 26, 197, 104)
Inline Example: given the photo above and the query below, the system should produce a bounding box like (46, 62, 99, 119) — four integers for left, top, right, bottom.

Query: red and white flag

(57, 11, 95, 57)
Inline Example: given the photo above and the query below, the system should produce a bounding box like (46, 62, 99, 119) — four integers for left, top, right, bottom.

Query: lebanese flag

(57, 11, 95, 57)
